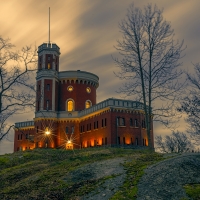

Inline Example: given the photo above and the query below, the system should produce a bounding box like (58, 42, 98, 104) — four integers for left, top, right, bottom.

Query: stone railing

(79, 98, 145, 117)
(15, 98, 148, 128)
(15, 121, 34, 128)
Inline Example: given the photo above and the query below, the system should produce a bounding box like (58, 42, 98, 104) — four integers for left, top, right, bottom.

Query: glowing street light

(45, 127, 50, 135)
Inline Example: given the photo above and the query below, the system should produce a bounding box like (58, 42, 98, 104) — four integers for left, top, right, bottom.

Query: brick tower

(35, 43, 60, 148)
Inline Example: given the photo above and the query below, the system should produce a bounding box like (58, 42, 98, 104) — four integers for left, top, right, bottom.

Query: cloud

(1, 0, 200, 154)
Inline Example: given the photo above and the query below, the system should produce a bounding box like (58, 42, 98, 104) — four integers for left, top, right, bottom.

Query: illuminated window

(48, 63, 50, 69)
(66, 99, 74, 111)
(67, 86, 73, 92)
(85, 100, 92, 109)
(86, 87, 91, 93)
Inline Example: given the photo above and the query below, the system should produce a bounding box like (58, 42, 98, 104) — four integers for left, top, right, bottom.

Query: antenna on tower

(48, 7, 50, 44)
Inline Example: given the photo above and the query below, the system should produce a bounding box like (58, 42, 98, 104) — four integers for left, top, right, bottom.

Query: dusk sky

(1, 0, 200, 154)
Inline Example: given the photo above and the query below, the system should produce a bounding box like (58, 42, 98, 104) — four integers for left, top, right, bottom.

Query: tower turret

(36, 43, 60, 113)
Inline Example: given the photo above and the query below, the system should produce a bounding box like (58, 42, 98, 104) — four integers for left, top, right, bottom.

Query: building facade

(14, 42, 154, 152)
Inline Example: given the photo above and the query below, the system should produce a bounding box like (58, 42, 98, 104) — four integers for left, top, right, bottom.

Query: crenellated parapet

(59, 70, 99, 88)
(37, 43, 60, 55)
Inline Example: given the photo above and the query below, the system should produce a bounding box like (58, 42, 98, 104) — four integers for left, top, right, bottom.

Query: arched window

(66, 99, 74, 111)
(85, 100, 92, 109)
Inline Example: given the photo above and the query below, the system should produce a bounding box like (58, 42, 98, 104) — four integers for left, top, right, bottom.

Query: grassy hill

(0, 148, 199, 199)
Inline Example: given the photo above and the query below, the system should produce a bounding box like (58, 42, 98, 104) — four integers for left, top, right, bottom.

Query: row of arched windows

(66, 99, 92, 111)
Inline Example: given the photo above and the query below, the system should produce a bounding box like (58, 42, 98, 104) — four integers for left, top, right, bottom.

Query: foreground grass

(183, 184, 200, 200)
(0, 148, 163, 199)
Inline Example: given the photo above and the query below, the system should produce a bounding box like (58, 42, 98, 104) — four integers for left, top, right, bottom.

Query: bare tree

(114, 4, 185, 148)
(178, 63, 200, 144)
(0, 36, 37, 141)
(155, 131, 193, 153)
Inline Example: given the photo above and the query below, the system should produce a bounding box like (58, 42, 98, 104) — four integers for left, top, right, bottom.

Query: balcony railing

(15, 121, 34, 128)
(15, 98, 148, 128)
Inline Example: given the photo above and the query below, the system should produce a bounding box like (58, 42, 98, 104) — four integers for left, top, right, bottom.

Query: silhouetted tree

(155, 131, 193, 153)
(178, 63, 200, 144)
(0, 36, 37, 141)
(114, 4, 185, 148)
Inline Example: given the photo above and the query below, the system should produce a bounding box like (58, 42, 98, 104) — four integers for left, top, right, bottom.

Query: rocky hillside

(0, 148, 199, 200)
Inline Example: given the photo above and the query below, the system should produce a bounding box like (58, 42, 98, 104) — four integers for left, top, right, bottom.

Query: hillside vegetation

(0, 148, 199, 199)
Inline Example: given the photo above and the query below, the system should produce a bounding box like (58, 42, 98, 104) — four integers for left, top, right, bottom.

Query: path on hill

(137, 153, 200, 200)
(65, 157, 127, 200)
(64, 153, 200, 200)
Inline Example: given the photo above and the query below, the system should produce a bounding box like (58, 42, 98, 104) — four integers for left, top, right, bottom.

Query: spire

(48, 7, 50, 44)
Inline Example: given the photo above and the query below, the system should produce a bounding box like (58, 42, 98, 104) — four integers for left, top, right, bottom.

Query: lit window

(48, 63, 50, 69)
(85, 100, 92, 109)
(67, 100, 74, 111)
(86, 87, 91, 93)
(67, 86, 73, 92)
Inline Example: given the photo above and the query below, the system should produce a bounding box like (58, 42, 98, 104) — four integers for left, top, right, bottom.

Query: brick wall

(58, 80, 96, 111)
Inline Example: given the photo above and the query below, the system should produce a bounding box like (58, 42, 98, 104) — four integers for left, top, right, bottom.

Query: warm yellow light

(67, 100, 73, 111)
(85, 101, 91, 109)
(67, 140, 71, 144)
(45, 127, 50, 135)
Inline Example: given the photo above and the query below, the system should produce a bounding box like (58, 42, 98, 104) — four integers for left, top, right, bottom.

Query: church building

(14, 42, 154, 151)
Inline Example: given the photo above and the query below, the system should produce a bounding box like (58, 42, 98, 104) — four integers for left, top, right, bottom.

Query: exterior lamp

(45, 127, 50, 135)
(67, 140, 71, 144)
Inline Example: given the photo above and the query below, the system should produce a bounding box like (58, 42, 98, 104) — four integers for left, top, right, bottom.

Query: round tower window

(86, 87, 91, 93)
(67, 86, 73, 92)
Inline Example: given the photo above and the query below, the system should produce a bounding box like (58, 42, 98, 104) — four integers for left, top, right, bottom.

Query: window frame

(85, 100, 92, 109)
(66, 98, 75, 111)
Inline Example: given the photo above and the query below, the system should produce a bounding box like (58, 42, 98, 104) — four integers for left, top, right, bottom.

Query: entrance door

(66, 144, 73, 150)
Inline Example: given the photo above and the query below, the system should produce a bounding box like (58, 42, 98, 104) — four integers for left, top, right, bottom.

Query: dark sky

(1, 0, 200, 154)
